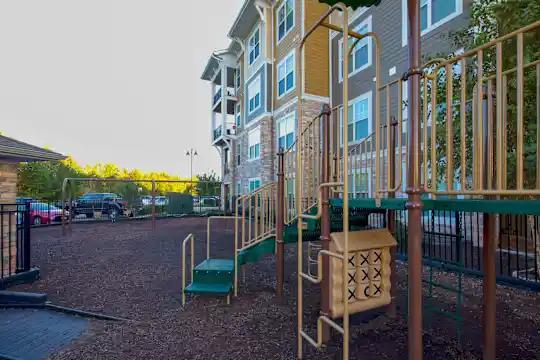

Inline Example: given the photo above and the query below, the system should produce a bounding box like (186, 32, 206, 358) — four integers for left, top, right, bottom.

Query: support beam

(405, 0, 424, 359)
(320, 104, 332, 342)
(276, 151, 285, 301)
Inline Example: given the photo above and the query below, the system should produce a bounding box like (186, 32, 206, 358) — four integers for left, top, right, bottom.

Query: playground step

(195, 259, 235, 272)
(238, 236, 275, 265)
(184, 282, 233, 295)
(193, 259, 235, 285)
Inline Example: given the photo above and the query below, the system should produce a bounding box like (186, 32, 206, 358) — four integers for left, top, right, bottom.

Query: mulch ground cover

(11, 218, 540, 360)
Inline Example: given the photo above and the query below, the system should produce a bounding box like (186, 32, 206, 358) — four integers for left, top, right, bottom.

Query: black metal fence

(1, 204, 31, 279)
(16, 194, 227, 228)
(365, 209, 540, 290)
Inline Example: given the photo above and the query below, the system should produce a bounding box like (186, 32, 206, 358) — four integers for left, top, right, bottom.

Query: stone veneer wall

(232, 115, 275, 194)
(0, 162, 18, 278)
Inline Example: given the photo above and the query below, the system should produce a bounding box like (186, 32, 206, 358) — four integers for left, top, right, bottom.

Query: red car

(29, 202, 68, 225)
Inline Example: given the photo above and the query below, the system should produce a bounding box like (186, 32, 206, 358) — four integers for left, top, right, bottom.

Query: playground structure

(180, 2, 540, 359)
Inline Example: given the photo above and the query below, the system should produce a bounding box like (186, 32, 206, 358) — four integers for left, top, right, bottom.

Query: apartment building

(202, 0, 470, 205)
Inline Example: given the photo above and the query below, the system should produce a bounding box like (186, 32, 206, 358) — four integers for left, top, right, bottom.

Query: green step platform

(184, 238, 277, 302)
(184, 259, 235, 298)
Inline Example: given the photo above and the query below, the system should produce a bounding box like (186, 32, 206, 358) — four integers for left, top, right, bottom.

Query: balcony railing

(213, 87, 237, 107)
(213, 126, 222, 141)
(213, 88, 222, 106)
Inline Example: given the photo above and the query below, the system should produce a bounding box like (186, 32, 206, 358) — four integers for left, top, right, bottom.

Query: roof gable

(0, 135, 66, 162)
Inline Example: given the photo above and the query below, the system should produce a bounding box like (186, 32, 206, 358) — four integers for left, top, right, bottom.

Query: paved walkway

(0, 308, 88, 360)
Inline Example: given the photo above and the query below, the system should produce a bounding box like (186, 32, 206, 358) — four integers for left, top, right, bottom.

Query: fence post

(23, 202, 31, 272)
(455, 211, 462, 264)
(276, 150, 285, 301)
(151, 181, 156, 229)
(388, 118, 398, 318)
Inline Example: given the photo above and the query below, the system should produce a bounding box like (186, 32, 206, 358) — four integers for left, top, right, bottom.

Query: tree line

(16, 156, 220, 203)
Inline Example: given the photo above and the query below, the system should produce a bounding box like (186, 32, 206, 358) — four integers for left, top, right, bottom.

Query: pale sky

(0, 0, 244, 177)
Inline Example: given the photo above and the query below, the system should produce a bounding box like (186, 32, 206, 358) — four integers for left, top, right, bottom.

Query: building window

(402, 0, 463, 46)
(236, 143, 241, 165)
(277, 51, 295, 98)
(338, 15, 372, 81)
(248, 127, 261, 161)
(236, 66, 241, 89)
(277, 113, 295, 150)
(249, 178, 261, 192)
(277, 0, 295, 43)
(340, 91, 372, 146)
(236, 103, 241, 127)
(247, 78, 261, 115)
(237, 181, 242, 196)
(249, 26, 260, 66)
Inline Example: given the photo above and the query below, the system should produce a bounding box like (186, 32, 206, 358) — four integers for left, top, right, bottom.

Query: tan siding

(273, 0, 302, 110)
(265, 10, 273, 59)
(304, 1, 329, 97)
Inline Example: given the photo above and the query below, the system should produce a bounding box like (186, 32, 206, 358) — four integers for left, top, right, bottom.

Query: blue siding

(245, 65, 266, 123)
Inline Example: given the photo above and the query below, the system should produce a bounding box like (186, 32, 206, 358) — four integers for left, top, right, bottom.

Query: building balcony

(212, 86, 237, 114)
(212, 121, 237, 146)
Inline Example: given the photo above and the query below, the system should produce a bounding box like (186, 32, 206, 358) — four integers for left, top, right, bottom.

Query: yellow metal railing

(420, 20, 540, 196)
(283, 114, 323, 225)
(296, 3, 382, 360)
(206, 216, 236, 259)
(181, 233, 194, 307)
(333, 77, 406, 201)
(234, 181, 277, 297)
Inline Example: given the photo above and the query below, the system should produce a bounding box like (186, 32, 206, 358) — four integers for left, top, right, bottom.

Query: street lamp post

(185, 148, 198, 194)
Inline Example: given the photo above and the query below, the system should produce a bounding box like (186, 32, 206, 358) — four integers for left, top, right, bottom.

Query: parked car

(155, 196, 169, 206)
(16, 196, 37, 205)
(73, 193, 126, 218)
(139, 196, 153, 206)
(28, 202, 68, 225)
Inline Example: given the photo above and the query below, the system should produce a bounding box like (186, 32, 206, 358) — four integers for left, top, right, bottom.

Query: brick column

(0, 162, 18, 278)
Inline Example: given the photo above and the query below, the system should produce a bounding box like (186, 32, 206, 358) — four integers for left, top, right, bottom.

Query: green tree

(195, 171, 221, 196)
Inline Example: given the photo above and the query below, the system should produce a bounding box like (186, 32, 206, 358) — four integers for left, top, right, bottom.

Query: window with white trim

(339, 92, 372, 146)
(248, 26, 260, 66)
(236, 143, 241, 165)
(338, 16, 372, 81)
(248, 127, 261, 160)
(277, 52, 295, 97)
(249, 178, 261, 192)
(277, 0, 295, 42)
(277, 113, 295, 150)
(247, 78, 261, 114)
(237, 181, 242, 196)
(236, 103, 241, 127)
(402, 0, 463, 46)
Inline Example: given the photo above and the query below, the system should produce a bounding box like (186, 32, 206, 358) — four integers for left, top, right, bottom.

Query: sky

(0, 0, 244, 177)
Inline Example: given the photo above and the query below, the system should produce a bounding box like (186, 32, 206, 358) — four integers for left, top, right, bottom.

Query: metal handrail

(234, 181, 277, 298)
(300, 182, 343, 220)
(207, 216, 236, 259)
(181, 233, 195, 306)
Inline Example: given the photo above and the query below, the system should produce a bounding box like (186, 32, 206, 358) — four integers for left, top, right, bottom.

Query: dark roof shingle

(0, 135, 66, 162)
